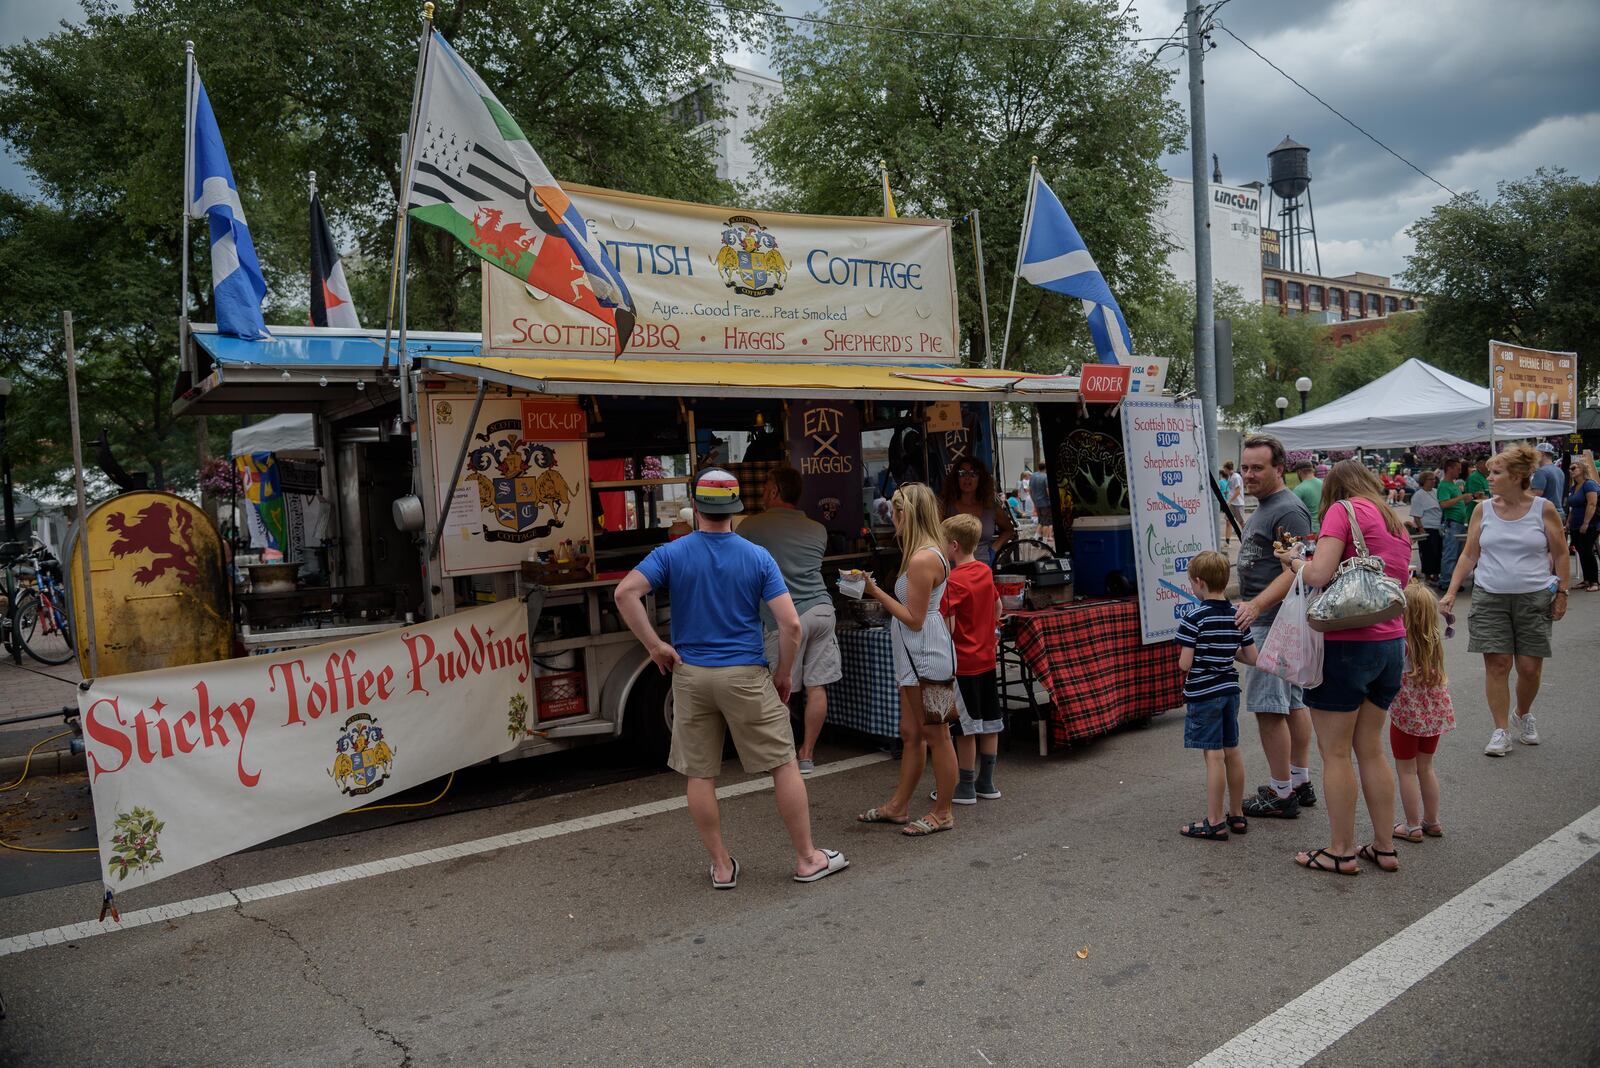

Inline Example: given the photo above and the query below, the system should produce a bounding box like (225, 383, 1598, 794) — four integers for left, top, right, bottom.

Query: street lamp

(0, 376, 13, 544)
(1295, 375, 1313, 413)
(1275, 396, 1289, 421)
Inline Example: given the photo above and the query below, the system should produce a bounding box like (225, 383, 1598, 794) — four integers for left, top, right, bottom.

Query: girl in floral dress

(1390, 579, 1456, 841)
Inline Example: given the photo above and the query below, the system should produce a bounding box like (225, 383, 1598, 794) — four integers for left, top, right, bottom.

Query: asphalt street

(1, 589, 1597, 1066)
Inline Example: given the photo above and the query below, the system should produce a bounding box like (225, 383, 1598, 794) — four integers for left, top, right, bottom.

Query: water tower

(1266, 135, 1321, 275)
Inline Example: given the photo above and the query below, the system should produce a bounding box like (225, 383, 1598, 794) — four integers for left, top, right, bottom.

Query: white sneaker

(1515, 713, 1540, 745)
(1484, 728, 1512, 757)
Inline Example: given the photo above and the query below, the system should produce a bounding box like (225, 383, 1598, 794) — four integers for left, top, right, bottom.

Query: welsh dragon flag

(406, 32, 636, 355)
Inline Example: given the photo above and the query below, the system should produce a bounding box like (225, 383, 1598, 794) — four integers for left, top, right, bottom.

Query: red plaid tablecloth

(1009, 600, 1184, 749)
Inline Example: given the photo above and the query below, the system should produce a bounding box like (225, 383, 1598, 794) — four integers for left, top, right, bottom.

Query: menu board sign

(1120, 398, 1217, 644)
(1491, 340, 1578, 433)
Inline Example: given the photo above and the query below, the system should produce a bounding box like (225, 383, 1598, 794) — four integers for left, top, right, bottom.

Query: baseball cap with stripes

(693, 468, 745, 515)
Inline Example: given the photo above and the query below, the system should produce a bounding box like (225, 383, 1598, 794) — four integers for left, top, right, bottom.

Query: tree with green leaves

(749, 0, 1184, 372)
(1403, 168, 1600, 399)
(0, 0, 767, 493)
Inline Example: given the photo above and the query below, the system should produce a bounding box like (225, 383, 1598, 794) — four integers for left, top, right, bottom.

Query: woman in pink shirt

(1279, 461, 1412, 876)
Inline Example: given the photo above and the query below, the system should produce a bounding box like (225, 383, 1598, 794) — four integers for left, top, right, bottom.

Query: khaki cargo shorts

(764, 604, 844, 689)
(669, 663, 797, 779)
(1467, 588, 1554, 658)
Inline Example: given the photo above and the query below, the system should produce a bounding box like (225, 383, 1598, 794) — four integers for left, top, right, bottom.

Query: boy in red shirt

(940, 514, 1004, 804)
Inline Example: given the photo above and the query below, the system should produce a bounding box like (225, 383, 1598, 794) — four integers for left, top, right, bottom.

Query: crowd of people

(615, 432, 1580, 887)
(1177, 437, 1573, 874)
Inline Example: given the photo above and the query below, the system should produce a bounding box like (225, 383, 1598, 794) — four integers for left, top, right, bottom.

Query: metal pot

(247, 563, 300, 593)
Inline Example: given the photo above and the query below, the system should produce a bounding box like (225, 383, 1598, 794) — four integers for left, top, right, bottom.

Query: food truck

(172, 184, 1169, 766)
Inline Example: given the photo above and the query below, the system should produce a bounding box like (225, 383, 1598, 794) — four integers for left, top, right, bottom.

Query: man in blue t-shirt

(614, 468, 848, 887)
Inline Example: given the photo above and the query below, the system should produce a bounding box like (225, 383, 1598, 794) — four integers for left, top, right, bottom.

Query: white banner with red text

(79, 600, 531, 893)
(482, 184, 960, 362)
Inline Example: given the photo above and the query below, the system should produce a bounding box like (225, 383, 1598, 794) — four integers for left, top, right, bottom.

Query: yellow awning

(417, 355, 1079, 402)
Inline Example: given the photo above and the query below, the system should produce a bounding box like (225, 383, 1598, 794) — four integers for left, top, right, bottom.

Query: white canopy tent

(1259, 358, 1564, 450)
(230, 413, 316, 457)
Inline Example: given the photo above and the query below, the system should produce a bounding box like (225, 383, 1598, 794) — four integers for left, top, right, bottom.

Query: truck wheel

(622, 667, 673, 766)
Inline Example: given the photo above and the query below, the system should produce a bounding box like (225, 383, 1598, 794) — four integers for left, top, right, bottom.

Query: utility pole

(1187, 0, 1220, 474)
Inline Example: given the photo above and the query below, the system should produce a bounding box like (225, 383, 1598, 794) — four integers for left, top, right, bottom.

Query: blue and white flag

(1019, 174, 1132, 364)
(188, 75, 269, 340)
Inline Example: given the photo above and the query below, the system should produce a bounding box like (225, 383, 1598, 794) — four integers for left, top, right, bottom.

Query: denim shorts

(1184, 693, 1240, 750)
(1303, 638, 1405, 713)
(1242, 623, 1303, 714)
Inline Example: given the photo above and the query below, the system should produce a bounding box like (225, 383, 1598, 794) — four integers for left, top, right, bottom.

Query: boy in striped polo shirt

(1175, 550, 1259, 842)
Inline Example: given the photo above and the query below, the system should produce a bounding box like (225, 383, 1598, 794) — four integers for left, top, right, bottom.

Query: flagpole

(180, 40, 195, 369)
(383, 0, 435, 386)
(180, 40, 213, 496)
(971, 209, 994, 369)
(998, 156, 1039, 371)
(879, 159, 892, 218)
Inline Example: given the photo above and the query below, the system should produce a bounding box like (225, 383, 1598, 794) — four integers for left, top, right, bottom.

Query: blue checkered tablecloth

(825, 625, 901, 739)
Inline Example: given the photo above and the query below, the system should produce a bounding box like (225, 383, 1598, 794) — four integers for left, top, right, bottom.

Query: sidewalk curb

(0, 747, 85, 781)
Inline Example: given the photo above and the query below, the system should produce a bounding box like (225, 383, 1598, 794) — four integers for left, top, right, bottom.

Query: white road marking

(0, 751, 891, 958)
(1190, 802, 1600, 1068)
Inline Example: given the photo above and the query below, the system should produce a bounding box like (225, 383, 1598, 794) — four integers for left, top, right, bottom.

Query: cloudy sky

(6, 0, 1599, 281)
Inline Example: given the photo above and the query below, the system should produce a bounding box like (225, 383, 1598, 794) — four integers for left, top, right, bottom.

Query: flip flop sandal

(711, 857, 740, 890)
(1393, 822, 1425, 843)
(1226, 815, 1248, 835)
(902, 815, 953, 837)
(857, 807, 910, 825)
(793, 848, 850, 883)
(1296, 848, 1359, 876)
(1422, 822, 1445, 838)
(1179, 819, 1229, 841)
(1359, 844, 1400, 872)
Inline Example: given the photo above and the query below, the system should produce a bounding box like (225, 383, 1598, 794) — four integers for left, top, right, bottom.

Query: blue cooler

(1072, 515, 1135, 596)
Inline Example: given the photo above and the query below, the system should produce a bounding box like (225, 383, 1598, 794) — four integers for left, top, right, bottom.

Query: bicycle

(0, 537, 77, 666)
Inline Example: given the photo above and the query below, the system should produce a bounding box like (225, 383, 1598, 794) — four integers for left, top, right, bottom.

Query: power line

(1214, 22, 1461, 199)
(703, 2, 1190, 45)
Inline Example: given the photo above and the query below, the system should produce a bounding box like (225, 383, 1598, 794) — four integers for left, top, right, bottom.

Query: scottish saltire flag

(406, 32, 636, 355)
(188, 75, 270, 340)
(1019, 174, 1132, 364)
(310, 191, 361, 328)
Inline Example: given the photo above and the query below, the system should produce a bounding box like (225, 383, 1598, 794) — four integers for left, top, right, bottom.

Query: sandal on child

(1226, 814, 1248, 835)
(1296, 848, 1359, 876)
(1422, 821, 1445, 838)
(1358, 843, 1400, 872)
(1179, 818, 1229, 841)
(1393, 822, 1424, 843)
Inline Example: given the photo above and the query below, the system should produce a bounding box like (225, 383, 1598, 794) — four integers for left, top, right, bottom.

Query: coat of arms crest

(329, 713, 395, 797)
(714, 216, 788, 298)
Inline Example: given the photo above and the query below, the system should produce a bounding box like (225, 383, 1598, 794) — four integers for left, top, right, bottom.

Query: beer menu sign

(1491, 340, 1578, 432)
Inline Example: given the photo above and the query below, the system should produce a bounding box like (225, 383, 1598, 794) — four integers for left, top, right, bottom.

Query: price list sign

(1120, 398, 1217, 644)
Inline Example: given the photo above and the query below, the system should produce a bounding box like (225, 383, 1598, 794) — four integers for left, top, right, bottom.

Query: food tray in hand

(520, 555, 594, 585)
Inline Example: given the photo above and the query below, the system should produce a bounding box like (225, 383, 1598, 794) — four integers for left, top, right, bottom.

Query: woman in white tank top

(1441, 444, 1571, 756)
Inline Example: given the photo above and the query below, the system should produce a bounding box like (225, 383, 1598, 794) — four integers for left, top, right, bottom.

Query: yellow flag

(879, 160, 897, 219)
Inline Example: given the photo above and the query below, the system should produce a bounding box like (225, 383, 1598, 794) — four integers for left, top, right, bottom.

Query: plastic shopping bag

(1256, 571, 1324, 689)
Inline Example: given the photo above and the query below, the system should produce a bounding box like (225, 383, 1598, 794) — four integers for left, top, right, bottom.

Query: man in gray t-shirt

(737, 467, 843, 773)
(1233, 435, 1315, 820)
(1029, 462, 1053, 542)
(1532, 444, 1567, 520)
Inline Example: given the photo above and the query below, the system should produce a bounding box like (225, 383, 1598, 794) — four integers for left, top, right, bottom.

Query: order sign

(1491, 340, 1578, 425)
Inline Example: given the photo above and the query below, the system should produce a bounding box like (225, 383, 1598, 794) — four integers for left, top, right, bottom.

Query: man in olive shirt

(1292, 460, 1322, 534)
(738, 466, 842, 774)
(1436, 458, 1472, 591)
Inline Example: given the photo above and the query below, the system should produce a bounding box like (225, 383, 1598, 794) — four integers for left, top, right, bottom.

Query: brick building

(1262, 266, 1419, 342)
